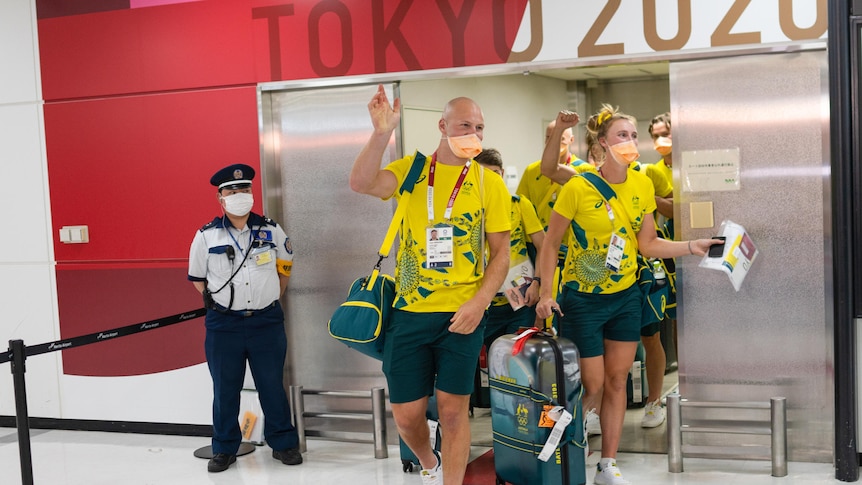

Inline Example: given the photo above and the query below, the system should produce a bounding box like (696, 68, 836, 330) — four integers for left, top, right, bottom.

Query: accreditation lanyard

(225, 217, 254, 259)
(426, 155, 472, 222)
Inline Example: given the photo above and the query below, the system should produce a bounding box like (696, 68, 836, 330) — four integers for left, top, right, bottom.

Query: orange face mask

(447, 134, 483, 159)
(654, 136, 672, 156)
(609, 140, 639, 165)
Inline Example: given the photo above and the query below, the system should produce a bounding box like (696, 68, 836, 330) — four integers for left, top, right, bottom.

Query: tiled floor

(0, 425, 845, 485)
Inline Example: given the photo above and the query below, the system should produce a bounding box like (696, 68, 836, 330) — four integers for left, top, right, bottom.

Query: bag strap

(579, 171, 636, 236)
(377, 151, 426, 257)
(366, 152, 427, 289)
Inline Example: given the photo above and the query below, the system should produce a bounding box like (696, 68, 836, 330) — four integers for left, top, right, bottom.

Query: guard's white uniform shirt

(188, 213, 292, 310)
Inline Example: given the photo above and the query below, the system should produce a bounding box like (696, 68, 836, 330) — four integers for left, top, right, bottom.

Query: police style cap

(210, 163, 255, 190)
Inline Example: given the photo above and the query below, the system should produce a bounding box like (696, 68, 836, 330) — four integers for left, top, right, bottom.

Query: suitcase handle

(533, 333, 572, 485)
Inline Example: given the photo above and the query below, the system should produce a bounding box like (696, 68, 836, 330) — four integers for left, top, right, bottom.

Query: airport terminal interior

(2, 2, 855, 484)
(0, 418, 841, 485)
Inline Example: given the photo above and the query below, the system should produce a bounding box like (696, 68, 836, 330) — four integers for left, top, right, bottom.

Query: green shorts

(383, 309, 485, 404)
(557, 284, 641, 358)
(483, 303, 536, 350)
(640, 319, 661, 337)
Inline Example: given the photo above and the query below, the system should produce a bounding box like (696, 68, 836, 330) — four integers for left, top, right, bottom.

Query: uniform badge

(256, 230, 272, 242)
(233, 169, 243, 179)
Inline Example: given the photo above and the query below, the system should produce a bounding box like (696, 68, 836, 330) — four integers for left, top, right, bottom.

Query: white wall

(0, 2, 214, 426)
(0, 0, 62, 418)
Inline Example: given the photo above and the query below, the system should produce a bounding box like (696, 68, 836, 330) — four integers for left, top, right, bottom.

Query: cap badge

(233, 169, 243, 180)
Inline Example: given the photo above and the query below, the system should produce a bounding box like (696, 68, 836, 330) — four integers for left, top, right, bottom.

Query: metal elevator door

(259, 83, 399, 438)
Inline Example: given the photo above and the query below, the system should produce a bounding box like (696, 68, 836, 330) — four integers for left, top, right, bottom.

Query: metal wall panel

(261, 84, 398, 438)
(671, 50, 832, 462)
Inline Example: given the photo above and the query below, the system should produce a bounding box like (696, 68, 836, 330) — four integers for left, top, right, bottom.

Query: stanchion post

(289, 385, 307, 453)
(371, 387, 388, 459)
(771, 397, 788, 477)
(667, 393, 683, 473)
(10, 339, 34, 485)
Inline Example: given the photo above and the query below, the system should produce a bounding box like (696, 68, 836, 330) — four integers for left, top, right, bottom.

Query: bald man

(351, 85, 511, 485)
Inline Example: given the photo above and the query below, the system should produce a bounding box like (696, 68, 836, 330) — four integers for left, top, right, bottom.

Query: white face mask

(221, 192, 253, 216)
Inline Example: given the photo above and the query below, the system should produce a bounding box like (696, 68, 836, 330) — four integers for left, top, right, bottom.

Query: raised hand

(368, 84, 401, 134)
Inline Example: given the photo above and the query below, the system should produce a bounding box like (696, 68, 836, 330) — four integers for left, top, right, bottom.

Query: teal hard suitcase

(489, 330, 586, 485)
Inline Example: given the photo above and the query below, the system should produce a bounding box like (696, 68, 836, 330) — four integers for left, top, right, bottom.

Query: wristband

(688, 241, 693, 255)
(532, 277, 541, 285)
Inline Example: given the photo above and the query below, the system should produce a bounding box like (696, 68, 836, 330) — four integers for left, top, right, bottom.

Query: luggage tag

(539, 405, 557, 428)
(426, 225, 454, 268)
(427, 419, 439, 449)
(537, 405, 573, 462)
(605, 232, 626, 272)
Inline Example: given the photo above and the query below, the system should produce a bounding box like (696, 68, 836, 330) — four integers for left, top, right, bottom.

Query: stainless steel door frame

(259, 83, 400, 440)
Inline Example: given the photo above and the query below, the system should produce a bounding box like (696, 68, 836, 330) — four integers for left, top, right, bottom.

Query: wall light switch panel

(689, 202, 714, 229)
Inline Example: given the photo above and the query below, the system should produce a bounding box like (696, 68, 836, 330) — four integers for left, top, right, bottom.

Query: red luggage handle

(511, 308, 560, 355)
(511, 327, 542, 355)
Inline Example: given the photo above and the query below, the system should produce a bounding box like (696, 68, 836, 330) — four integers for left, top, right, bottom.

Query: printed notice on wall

(681, 148, 741, 192)
(698, 220, 758, 292)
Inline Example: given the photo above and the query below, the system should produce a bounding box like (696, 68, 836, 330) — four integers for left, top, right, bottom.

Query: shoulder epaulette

(199, 218, 219, 232)
(262, 216, 277, 227)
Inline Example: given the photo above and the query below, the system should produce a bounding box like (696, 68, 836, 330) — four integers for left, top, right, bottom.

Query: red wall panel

(38, 1, 257, 99)
(46, 86, 262, 263)
(38, 0, 529, 100)
(56, 265, 206, 376)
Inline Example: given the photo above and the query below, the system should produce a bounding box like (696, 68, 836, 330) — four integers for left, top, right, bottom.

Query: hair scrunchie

(597, 111, 612, 126)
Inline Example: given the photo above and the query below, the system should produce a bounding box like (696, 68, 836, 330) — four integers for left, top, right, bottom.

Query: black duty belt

(211, 300, 277, 318)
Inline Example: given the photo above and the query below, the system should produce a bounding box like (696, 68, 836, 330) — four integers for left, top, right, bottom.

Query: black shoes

(207, 447, 301, 472)
(207, 452, 236, 472)
(272, 447, 303, 465)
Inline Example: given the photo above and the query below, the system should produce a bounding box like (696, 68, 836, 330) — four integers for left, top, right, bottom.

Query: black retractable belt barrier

(1, 307, 206, 485)
(0, 308, 206, 365)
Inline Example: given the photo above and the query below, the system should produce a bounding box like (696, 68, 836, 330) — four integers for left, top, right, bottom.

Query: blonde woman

(535, 105, 720, 485)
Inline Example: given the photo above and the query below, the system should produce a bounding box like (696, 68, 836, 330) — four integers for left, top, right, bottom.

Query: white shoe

(594, 462, 631, 485)
(585, 408, 602, 436)
(420, 452, 442, 485)
(641, 399, 666, 428)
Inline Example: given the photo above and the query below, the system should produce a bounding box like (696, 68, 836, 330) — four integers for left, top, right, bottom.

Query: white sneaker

(420, 452, 442, 485)
(641, 399, 666, 428)
(585, 408, 602, 435)
(594, 462, 631, 485)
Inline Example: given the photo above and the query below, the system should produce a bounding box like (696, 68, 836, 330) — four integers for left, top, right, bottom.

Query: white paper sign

(682, 148, 741, 193)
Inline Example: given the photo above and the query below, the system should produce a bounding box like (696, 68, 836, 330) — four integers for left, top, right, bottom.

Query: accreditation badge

(426, 225, 454, 268)
(252, 246, 273, 266)
(605, 232, 626, 272)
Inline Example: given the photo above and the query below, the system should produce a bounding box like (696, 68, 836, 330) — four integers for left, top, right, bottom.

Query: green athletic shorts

(483, 303, 537, 350)
(640, 319, 661, 337)
(383, 309, 485, 403)
(557, 284, 641, 358)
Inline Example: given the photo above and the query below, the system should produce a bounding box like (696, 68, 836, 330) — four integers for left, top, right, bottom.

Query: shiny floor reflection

(0, 426, 843, 485)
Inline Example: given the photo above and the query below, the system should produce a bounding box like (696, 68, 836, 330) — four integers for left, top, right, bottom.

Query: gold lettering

(504, 0, 543, 63)
(643, 0, 691, 51)
(778, 0, 827, 41)
(578, 0, 625, 58)
(711, 0, 760, 47)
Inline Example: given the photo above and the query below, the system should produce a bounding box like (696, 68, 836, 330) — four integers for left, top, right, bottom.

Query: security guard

(188, 163, 301, 472)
